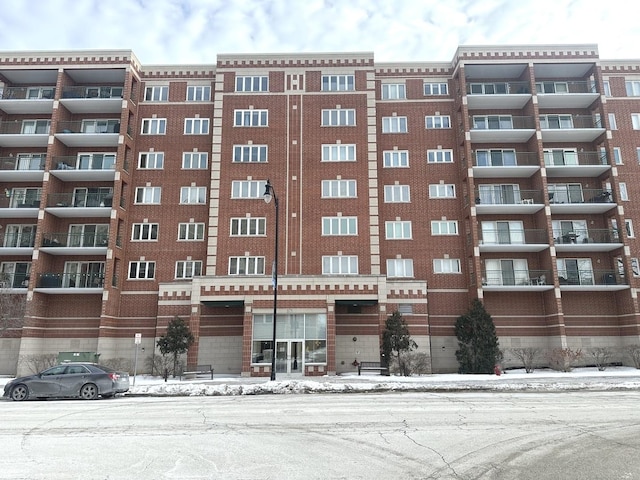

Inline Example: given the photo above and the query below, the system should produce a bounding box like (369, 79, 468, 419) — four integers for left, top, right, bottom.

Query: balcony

(548, 187, 615, 214)
(40, 231, 109, 255)
(535, 81, 599, 109)
(0, 272, 29, 290)
(50, 155, 116, 182)
(553, 229, 623, 252)
(0, 120, 51, 147)
(0, 86, 55, 114)
(59, 86, 124, 114)
(469, 115, 536, 142)
(35, 272, 104, 293)
(55, 120, 121, 147)
(472, 151, 539, 178)
(0, 231, 36, 256)
(539, 114, 605, 142)
(558, 269, 628, 291)
(0, 192, 41, 218)
(466, 81, 531, 109)
(481, 269, 553, 291)
(474, 188, 545, 214)
(45, 191, 113, 218)
(0, 154, 46, 181)
(479, 229, 548, 252)
(544, 151, 610, 178)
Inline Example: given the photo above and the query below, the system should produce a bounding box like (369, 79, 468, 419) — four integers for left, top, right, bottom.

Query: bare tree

(19, 354, 58, 374)
(510, 347, 542, 373)
(548, 348, 582, 372)
(589, 347, 613, 371)
(623, 345, 640, 369)
(0, 289, 26, 335)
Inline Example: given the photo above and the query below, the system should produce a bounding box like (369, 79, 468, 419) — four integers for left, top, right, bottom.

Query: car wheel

(10, 384, 29, 402)
(79, 383, 98, 400)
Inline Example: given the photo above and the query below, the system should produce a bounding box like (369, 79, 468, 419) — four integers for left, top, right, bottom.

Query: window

(322, 216, 357, 235)
(556, 258, 593, 285)
(132, 223, 158, 241)
(3, 224, 36, 247)
(626, 81, 640, 96)
(382, 84, 406, 99)
(322, 179, 356, 198)
(322, 255, 358, 274)
(21, 120, 50, 134)
(0, 262, 31, 288)
(484, 259, 528, 285)
(8, 187, 41, 208)
(384, 185, 410, 203)
(233, 145, 268, 163)
(387, 259, 414, 278)
(144, 86, 168, 101)
(236, 76, 268, 92)
(609, 113, 617, 130)
(383, 150, 408, 168)
(134, 186, 161, 204)
(231, 217, 265, 236)
(427, 149, 453, 163)
(186, 85, 211, 101)
(231, 180, 266, 199)
(234, 109, 268, 127)
(322, 75, 354, 91)
(424, 83, 448, 95)
(478, 184, 522, 204)
(184, 118, 209, 134)
(175, 260, 202, 279)
(15, 153, 45, 171)
(182, 152, 208, 169)
(429, 184, 455, 198)
(138, 152, 164, 169)
(626, 219, 634, 237)
(322, 109, 355, 126)
(543, 148, 578, 166)
(631, 258, 640, 277)
(603, 81, 611, 97)
(80, 119, 120, 133)
(65, 224, 109, 247)
(473, 115, 513, 129)
(322, 144, 356, 162)
(433, 258, 461, 274)
(178, 222, 205, 240)
(75, 153, 115, 170)
(632, 114, 640, 130)
(613, 148, 623, 165)
(483, 221, 525, 245)
(141, 118, 166, 134)
(129, 261, 155, 279)
(229, 256, 265, 275)
(431, 221, 458, 235)
(425, 115, 451, 129)
(619, 182, 628, 201)
(62, 261, 105, 288)
(180, 186, 206, 204)
(382, 116, 407, 133)
(385, 221, 412, 239)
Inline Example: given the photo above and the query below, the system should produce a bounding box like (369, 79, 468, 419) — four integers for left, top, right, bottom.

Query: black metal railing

(46, 192, 113, 208)
(480, 229, 548, 245)
(41, 231, 109, 248)
(467, 81, 530, 95)
(553, 229, 620, 245)
(475, 189, 544, 205)
(61, 85, 123, 99)
(38, 272, 105, 289)
(482, 269, 551, 286)
(1, 86, 55, 100)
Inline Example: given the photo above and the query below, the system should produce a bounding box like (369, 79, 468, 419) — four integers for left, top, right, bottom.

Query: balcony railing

(0, 273, 29, 288)
(467, 81, 531, 95)
(38, 272, 104, 289)
(46, 192, 113, 208)
(482, 269, 550, 286)
(473, 151, 539, 167)
(535, 80, 596, 94)
(41, 232, 109, 248)
(480, 229, 548, 245)
(475, 189, 544, 205)
(0, 156, 46, 171)
(2, 232, 36, 248)
(553, 229, 620, 245)
(1, 86, 55, 100)
(544, 151, 607, 167)
(52, 155, 116, 171)
(56, 120, 121, 134)
(558, 269, 625, 286)
(0, 193, 42, 209)
(471, 116, 536, 130)
(540, 114, 602, 129)
(0, 121, 50, 135)
(548, 188, 613, 205)
(61, 86, 124, 99)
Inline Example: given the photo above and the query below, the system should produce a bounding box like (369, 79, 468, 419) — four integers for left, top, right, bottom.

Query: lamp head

(263, 180, 273, 204)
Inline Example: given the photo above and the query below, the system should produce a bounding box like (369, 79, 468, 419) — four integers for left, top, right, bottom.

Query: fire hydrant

(494, 364, 502, 376)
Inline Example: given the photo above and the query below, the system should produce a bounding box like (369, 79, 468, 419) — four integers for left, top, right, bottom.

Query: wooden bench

(180, 364, 214, 380)
(357, 361, 389, 376)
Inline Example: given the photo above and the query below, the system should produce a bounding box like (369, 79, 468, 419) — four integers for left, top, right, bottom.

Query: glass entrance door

(275, 341, 303, 375)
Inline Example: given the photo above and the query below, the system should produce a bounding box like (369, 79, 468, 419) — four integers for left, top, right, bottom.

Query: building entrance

(276, 340, 303, 376)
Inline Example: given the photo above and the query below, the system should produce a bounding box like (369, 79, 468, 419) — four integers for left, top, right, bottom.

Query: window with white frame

(386, 259, 414, 278)
(632, 114, 640, 130)
(556, 258, 593, 285)
(322, 216, 357, 236)
(425, 115, 451, 129)
(131, 223, 159, 241)
(382, 116, 407, 133)
(429, 184, 455, 198)
(631, 258, 640, 277)
(386, 221, 412, 239)
(427, 149, 453, 163)
(431, 220, 458, 235)
(485, 259, 529, 285)
(231, 217, 266, 236)
(484, 221, 525, 245)
(234, 109, 268, 127)
(184, 118, 209, 134)
(178, 222, 205, 240)
(186, 85, 211, 101)
(175, 260, 202, 279)
(637, 147, 640, 164)
(384, 185, 410, 203)
(3, 224, 36, 247)
(613, 147, 623, 165)
(619, 182, 628, 201)
(626, 81, 640, 96)
(322, 179, 356, 198)
(182, 152, 208, 169)
(321, 108, 356, 126)
(383, 150, 408, 167)
(626, 219, 634, 237)
(144, 86, 168, 101)
(229, 256, 265, 275)
(424, 83, 448, 95)
(382, 84, 406, 99)
(603, 81, 611, 97)
(322, 255, 358, 275)
(180, 186, 206, 204)
(236, 76, 269, 92)
(141, 118, 166, 134)
(231, 180, 267, 199)
(322, 144, 356, 162)
(322, 75, 354, 91)
(134, 186, 161, 204)
(233, 145, 268, 163)
(138, 152, 164, 169)
(21, 120, 50, 134)
(129, 261, 155, 279)
(433, 258, 461, 274)
(608, 113, 617, 130)
(0, 261, 31, 288)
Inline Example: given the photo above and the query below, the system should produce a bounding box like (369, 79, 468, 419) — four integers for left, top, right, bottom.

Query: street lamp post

(263, 180, 279, 381)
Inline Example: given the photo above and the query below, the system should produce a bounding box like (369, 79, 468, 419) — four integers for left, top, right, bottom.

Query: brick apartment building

(1, 44, 640, 376)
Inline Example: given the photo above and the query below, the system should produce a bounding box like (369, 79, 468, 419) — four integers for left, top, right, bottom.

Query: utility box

(57, 352, 100, 364)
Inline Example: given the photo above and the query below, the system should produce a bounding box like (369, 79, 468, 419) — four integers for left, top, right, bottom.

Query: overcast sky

(1, 0, 638, 64)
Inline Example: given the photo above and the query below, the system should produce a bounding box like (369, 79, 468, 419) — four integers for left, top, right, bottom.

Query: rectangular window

(322, 144, 356, 162)
(484, 221, 525, 245)
(182, 152, 208, 169)
(383, 150, 409, 167)
(178, 223, 205, 240)
(427, 149, 453, 163)
(425, 115, 451, 129)
(62, 261, 105, 288)
(387, 259, 414, 278)
(473, 115, 514, 129)
(322, 216, 358, 235)
(132, 223, 159, 241)
(0, 261, 31, 288)
(619, 182, 628, 201)
(175, 260, 202, 279)
(613, 147, 623, 165)
(80, 119, 119, 133)
(433, 258, 461, 274)
(236, 76, 269, 92)
(184, 118, 209, 134)
(626, 219, 634, 237)
(229, 256, 265, 275)
(556, 258, 593, 285)
(186, 85, 211, 101)
(431, 221, 458, 235)
(322, 75, 355, 91)
(382, 84, 406, 99)
(626, 81, 640, 96)
(637, 147, 640, 164)
(385, 221, 412, 239)
(632, 114, 640, 130)
(230, 217, 266, 236)
(322, 255, 358, 275)
(424, 83, 448, 95)
(429, 184, 456, 198)
(128, 261, 155, 279)
(233, 145, 268, 163)
(144, 86, 168, 101)
(231, 180, 267, 199)
(3, 224, 36, 248)
(632, 258, 640, 277)
(134, 186, 161, 204)
(603, 81, 611, 97)
(138, 152, 164, 169)
(141, 118, 166, 135)
(180, 186, 206, 204)
(382, 116, 407, 133)
(609, 113, 617, 130)
(21, 120, 50, 134)
(234, 109, 268, 127)
(384, 185, 410, 203)
(321, 109, 356, 126)
(321, 179, 357, 198)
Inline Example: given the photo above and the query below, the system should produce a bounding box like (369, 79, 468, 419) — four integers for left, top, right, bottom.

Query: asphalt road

(2, 391, 640, 479)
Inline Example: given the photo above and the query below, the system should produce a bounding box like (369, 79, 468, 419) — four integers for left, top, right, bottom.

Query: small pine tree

(156, 317, 195, 377)
(381, 311, 417, 376)
(455, 299, 502, 374)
